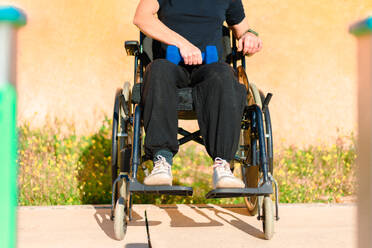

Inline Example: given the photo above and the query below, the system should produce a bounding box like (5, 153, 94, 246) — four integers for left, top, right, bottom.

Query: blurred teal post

(350, 17, 372, 248)
(0, 6, 26, 248)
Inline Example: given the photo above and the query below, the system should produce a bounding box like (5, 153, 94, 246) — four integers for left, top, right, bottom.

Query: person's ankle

(154, 149, 173, 165)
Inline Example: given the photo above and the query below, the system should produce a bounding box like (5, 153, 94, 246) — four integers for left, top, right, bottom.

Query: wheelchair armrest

(125, 40, 140, 56)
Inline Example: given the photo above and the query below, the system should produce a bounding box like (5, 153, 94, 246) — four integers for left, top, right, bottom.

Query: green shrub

(275, 134, 356, 203)
(17, 119, 356, 206)
(18, 119, 82, 205)
(18, 119, 113, 205)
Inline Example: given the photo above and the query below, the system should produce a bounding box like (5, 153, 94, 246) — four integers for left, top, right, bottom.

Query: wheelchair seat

(176, 88, 196, 120)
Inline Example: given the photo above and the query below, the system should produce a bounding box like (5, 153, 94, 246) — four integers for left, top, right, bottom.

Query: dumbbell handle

(166, 45, 218, 65)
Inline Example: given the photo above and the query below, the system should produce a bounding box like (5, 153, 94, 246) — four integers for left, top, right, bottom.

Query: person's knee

(202, 63, 237, 89)
(146, 59, 173, 73)
(213, 62, 233, 73)
(144, 59, 177, 89)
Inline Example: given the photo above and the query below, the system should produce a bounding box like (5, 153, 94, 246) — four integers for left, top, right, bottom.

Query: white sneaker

(143, 155, 173, 186)
(213, 157, 245, 189)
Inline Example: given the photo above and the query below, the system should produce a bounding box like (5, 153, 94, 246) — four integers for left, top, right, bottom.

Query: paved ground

(17, 204, 356, 248)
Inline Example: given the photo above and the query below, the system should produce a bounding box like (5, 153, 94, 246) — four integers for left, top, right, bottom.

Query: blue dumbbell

(166, 45, 218, 65)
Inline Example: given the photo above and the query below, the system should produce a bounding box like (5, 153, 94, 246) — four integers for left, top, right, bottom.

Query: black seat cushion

(177, 88, 193, 111)
(176, 88, 197, 120)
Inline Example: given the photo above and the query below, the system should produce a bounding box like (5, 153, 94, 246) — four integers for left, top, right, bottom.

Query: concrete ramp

(18, 204, 356, 248)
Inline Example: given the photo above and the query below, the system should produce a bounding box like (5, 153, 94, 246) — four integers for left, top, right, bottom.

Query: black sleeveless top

(155, 0, 245, 60)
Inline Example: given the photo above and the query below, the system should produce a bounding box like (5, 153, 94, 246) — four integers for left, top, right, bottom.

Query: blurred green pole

(0, 6, 26, 248)
(350, 17, 372, 248)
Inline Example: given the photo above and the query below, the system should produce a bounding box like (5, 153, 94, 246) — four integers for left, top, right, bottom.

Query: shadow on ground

(93, 205, 265, 241)
(225, 205, 254, 216)
(163, 205, 223, 227)
(161, 205, 264, 239)
(207, 206, 265, 239)
(93, 207, 161, 240)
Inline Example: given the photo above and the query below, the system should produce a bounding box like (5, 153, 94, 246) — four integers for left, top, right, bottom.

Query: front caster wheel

(114, 197, 128, 240)
(262, 196, 274, 240)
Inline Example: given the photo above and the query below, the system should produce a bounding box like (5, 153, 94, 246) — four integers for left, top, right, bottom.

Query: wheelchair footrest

(129, 180, 193, 196)
(205, 182, 273, 199)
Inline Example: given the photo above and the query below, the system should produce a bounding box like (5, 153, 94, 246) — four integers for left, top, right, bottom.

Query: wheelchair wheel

(240, 82, 262, 216)
(262, 196, 274, 240)
(111, 83, 132, 201)
(111, 82, 132, 240)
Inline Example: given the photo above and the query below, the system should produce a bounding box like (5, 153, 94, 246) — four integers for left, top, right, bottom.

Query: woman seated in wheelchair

(133, 0, 262, 189)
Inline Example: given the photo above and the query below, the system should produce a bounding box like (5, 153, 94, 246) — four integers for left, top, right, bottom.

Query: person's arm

(225, 0, 262, 57)
(230, 17, 262, 55)
(133, 0, 202, 65)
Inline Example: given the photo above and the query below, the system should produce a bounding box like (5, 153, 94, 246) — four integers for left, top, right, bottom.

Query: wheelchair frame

(110, 28, 279, 241)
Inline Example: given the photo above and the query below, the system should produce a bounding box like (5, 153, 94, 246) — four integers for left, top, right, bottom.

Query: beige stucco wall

(5, 0, 372, 146)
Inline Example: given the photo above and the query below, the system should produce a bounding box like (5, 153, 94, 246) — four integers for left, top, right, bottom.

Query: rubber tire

(112, 84, 132, 241)
(111, 89, 122, 205)
(250, 83, 262, 109)
(242, 82, 262, 216)
(262, 196, 274, 240)
(114, 197, 128, 240)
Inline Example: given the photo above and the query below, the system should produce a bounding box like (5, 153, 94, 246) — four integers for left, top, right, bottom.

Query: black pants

(142, 59, 247, 161)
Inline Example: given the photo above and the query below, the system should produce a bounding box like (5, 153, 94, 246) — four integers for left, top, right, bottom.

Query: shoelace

(213, 157, 233, 176)
(152, 155, 170, 174)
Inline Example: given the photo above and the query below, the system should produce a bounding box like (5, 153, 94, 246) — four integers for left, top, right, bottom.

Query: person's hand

(238, 32, 262, 56)
(178, 41, 203, 65)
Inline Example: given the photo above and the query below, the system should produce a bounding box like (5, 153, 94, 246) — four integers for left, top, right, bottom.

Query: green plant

(275, 134, 356, 203)
(17, 119, 357, 206)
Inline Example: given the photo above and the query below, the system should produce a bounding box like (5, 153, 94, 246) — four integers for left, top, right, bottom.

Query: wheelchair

(110, 26, 279, 241)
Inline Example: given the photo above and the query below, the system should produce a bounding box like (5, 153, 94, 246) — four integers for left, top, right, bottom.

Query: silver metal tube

(0, 23, 14, 86)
